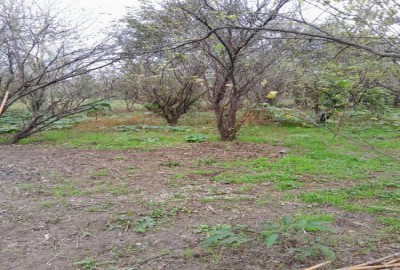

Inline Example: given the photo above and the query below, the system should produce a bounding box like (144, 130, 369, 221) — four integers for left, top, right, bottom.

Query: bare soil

(0, 143, 398, 270)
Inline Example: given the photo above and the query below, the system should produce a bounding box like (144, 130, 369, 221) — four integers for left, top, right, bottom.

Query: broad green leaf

(264, 233, 279, 248)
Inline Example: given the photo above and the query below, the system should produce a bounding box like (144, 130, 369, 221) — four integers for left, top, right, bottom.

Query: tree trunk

(215, 103, 237, 141)
(7, 122, 36, 144)
(8, 130, 29, 144)
(166, 116, 178, 126)
(394, 93, 400, 107)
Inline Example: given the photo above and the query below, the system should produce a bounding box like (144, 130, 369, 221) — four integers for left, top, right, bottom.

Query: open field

(1, 110, 399, 270)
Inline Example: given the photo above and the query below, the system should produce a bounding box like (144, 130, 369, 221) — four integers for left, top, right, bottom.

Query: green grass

(379, 217, 400, 233)
(17, 127, 220, 150)
(52, 180, 91, 197)
(212, 123, 399, 187)
(92, 169, 109, 177)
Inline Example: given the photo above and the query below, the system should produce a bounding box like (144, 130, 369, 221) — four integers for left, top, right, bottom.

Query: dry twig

(336, 252, 400, 270)
(303, 260, 332, 270)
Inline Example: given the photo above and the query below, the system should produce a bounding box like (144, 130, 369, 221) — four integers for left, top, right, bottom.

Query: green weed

(52, 181, 90, 197)
(73, 257, 115, 270)
(261, 215, 335, 260)
(160, 161, 181, 167)
(134, 216, 157, 233)
(185, 134, 207, 143)
(93, 169, 109, 177)
(198, 224, 249, 248)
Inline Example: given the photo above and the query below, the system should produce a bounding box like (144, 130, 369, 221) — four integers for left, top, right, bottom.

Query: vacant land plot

(1, 113, 399, 270)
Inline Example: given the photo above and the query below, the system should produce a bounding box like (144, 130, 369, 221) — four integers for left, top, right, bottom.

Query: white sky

(52, 0, 162, 42)
(62, 0, 141, 29)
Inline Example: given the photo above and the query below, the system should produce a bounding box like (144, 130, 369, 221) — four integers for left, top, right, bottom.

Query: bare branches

(0, 0, 118, 143)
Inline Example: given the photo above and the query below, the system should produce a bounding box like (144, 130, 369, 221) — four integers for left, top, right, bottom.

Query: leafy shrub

(198, 224, 249, 248)
(262, 216, 335, 260)
(185, 134, 207, 143)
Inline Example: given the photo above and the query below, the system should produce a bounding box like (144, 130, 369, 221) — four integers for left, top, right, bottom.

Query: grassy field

(0, 106, 399, 269)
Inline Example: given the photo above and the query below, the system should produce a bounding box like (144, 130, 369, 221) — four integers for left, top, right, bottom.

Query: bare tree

(117, 2, 207, 125)
(173, 0, 289, 140)
(0, 0, 117, 143)
(139, 55, 206, 125)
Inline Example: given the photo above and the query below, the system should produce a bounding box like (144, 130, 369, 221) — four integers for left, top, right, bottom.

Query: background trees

(1, 0, 400, 143)
(117, 0, 291, 140)
(0, 0, 116, 143)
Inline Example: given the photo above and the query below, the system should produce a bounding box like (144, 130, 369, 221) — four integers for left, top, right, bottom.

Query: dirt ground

(0, 143, 398, 270)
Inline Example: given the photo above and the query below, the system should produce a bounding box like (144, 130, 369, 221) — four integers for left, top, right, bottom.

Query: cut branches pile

(304, 252, 400, 270)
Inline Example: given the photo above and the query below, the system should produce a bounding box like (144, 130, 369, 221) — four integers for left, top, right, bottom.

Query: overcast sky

(63, 0, 140, 27)
(52, 0, 158, 42)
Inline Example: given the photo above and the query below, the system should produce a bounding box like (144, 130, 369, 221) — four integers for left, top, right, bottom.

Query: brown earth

(0, 143, 398, 270)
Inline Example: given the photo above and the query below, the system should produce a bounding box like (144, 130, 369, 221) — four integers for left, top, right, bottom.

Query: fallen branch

(336, 252, 400, 270)
(347, 263, 400, 270)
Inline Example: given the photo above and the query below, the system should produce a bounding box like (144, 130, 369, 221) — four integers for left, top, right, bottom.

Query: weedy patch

(261, 215, 335, 260)
(160, 161, 181, 167)
(134, 216, 157, 233)
(107, 214, 134, 231)
(92, 169, 109, 177)
(73, 257, 116, 270)
(108, 243, 141, 260)
(196, 158, 218, 165)
(185, 134, 207, 143)
(200, 194, 256, 203)
(196, 224, 249, 248)
(300, 179, 400, 212)
(106, 212, 165, 234)
(379, 217, 400, 233)
(52, 181, 91, 197)
(87, 201, 114, 212)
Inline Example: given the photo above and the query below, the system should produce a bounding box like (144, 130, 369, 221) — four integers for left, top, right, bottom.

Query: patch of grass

(184, 248, 194, 259)
(301, 190, 346, 206)
(294, 213, 335, 223)
(73, 257, 115, 270)
(107, 213, 134, 231)
(92, 169, 109, 177)
(87, 201, 114, 212)
(160, 161, 181, 167)
(200, 194, 255, 203)
(172, 173, 186, 180)
(196, 158, 217, 165)
(94, 180, 129, 196)
(275, 181, 303, 191)
(19, 129, 185, 150)
(108, 243, 140, 259)
(300, 180, 400, 210)
(40, 201, 53, 208)
(109, 181, 129, 195)
(17, 183, 43, 194)
(379, 217, 400, 232)
(238, 183, 255, 193)
(52, 180, 90, 197)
